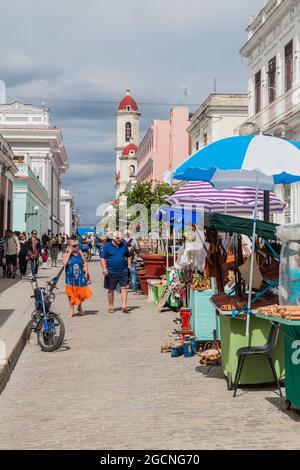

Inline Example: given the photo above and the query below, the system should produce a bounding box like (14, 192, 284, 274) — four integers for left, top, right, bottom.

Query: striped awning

(165, 181, 285, 216)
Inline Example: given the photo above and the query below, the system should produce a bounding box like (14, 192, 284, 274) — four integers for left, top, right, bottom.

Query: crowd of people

(1, 228, 141, 318)
(0, 230, 70, 280)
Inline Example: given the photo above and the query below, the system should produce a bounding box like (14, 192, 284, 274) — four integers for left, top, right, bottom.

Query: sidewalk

(0, 262, 63, 393)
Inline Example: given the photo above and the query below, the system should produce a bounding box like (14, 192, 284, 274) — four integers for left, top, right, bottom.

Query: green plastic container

(219, 314, 285, 387)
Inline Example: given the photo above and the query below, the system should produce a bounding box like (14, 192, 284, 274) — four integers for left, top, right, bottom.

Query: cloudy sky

(0, 0, 263, 225)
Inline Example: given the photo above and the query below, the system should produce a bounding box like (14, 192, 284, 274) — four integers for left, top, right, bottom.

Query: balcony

(248, 83, 300, 133)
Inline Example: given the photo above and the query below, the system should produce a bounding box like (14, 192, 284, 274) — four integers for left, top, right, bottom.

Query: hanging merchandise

(238, 255, 263, 290)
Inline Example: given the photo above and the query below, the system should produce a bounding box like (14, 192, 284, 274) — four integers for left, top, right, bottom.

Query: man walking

(100, 231, 131, 313)
(27, 230, 41, 280)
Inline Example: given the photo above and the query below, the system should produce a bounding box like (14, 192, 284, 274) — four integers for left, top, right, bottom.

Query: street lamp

(25, 205, 39, 222)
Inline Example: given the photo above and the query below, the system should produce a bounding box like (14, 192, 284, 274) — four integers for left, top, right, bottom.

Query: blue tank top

(65, 253, 88, 287)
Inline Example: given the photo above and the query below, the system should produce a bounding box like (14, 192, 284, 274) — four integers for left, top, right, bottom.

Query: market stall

(251, 224, 300, 409)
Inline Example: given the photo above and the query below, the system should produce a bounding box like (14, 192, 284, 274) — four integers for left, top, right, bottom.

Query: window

(284, 184, 291, 223)
(268, 56, 276, 103)
(126, 106, 131, 112)
(125, 122, 132, 142)
(203, 133, 208, 147)
(129, 165, 135, 177)
(285, 40, 293, 92)
(255, 70, 261, 113)
(195, 140, 199, 151)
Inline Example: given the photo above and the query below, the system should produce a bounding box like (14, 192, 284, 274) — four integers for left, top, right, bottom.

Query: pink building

(136, 108, 190, 186)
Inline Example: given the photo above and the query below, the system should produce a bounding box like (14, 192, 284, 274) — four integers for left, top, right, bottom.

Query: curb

(0, 307, 32, 395)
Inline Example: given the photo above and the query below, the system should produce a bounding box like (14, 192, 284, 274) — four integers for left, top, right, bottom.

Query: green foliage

(122, 181, 174, 209)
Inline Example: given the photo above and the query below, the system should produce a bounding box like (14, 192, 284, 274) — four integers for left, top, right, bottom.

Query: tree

(122, 181, 174, 210)
(121, 182, 174, 234)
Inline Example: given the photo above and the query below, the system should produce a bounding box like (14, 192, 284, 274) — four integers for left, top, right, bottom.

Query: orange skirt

(65, 285, 93, 305)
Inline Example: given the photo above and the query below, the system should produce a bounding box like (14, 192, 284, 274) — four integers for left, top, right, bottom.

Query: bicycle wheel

(37, 313, 65, 352)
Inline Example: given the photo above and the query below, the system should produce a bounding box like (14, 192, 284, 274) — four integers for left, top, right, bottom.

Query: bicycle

(30, 266, 65, 352)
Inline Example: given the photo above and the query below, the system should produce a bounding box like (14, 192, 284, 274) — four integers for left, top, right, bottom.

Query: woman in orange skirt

(63, 239, 92, 317)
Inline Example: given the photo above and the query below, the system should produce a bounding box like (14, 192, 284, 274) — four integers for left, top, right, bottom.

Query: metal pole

(246, 173, 259, 337)
(263, 190, 270, 222)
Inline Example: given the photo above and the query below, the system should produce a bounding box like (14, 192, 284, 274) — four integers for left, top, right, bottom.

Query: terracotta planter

(142, 254, 174, 279)
(137, 270, 148, 295)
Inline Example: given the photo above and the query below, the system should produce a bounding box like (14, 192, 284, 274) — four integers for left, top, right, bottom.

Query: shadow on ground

(0, 309, 14, 328)
(266, 396, 300, 421)
(195, 364, 225, 380)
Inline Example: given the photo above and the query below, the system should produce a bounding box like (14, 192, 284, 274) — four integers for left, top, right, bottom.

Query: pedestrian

(27, 230, 41, 280)
(41, 246, 48, 269)
(0, 234, 6, 277)
(4, 229, 20, 279)
(42, 232, 49, 248)
(18, 232, 28, 278)
(57, 233, 63, 253)
(63, 239, 92, 317)
(62, 234, 68, 255)
(49, 234, 59, 267)
(123, 230, 139, 293)
(100, 231, 131, 313)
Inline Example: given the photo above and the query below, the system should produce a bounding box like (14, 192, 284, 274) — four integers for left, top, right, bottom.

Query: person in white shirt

(4, 229, 20, 279)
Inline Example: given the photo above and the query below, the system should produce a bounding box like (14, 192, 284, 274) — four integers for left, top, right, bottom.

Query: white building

(115, 90, 140, 198)
(60, 188, 74, 236)
(0, 101, 69, 232)
(0, 134, 17, 235)
(240, 0, 300, 223)
(188, 94, 248, 154)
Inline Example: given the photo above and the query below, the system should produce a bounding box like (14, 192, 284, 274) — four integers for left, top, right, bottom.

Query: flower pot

(137, 270, 148, 295)
(141, 254, 174, 279)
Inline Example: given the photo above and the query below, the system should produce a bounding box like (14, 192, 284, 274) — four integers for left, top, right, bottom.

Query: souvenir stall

(253, 224, 300, 409)
(204, 212, 285, 389)
(171, 134, 300, 388)
(163, 181, 285, 346)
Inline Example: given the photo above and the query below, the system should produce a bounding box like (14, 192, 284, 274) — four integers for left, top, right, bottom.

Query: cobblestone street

(0, 259, 300, 450)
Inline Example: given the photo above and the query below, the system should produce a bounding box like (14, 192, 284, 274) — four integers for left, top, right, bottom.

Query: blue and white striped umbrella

(173, 135, 300, 189)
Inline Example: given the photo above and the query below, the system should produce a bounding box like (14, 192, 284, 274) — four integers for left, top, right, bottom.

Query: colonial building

(13, 163, 49, 236)
(115, 91, 140, 198)
(137, 107, 190, 187)
(188, 94, 248, 154)
(60, 188, 75, 236)
(240, 0, 300, 224)
(0, 134, 17, 235)
(0, 101, 69, 232)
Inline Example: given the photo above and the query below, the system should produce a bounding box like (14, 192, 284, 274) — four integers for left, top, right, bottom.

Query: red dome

(118, 93, 139, 112)
(122, 143, 138, 157)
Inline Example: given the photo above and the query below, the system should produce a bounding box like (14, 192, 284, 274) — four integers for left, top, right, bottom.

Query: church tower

(115, 90, 140, 198)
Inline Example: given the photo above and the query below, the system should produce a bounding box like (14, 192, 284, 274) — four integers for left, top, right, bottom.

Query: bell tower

(115, 90, 140, 198)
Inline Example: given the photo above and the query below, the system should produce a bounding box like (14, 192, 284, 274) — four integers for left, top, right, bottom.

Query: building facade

(240, 0, 300, 224)
(0, 101, 69, 232)
(0, 134, 17, 235)
(60, 188, 75, 236)
(188, 94, 248, 154)
(13, 164, 49, 236)
(115, 91, 140, 198)
(137, 107, 190, 186)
